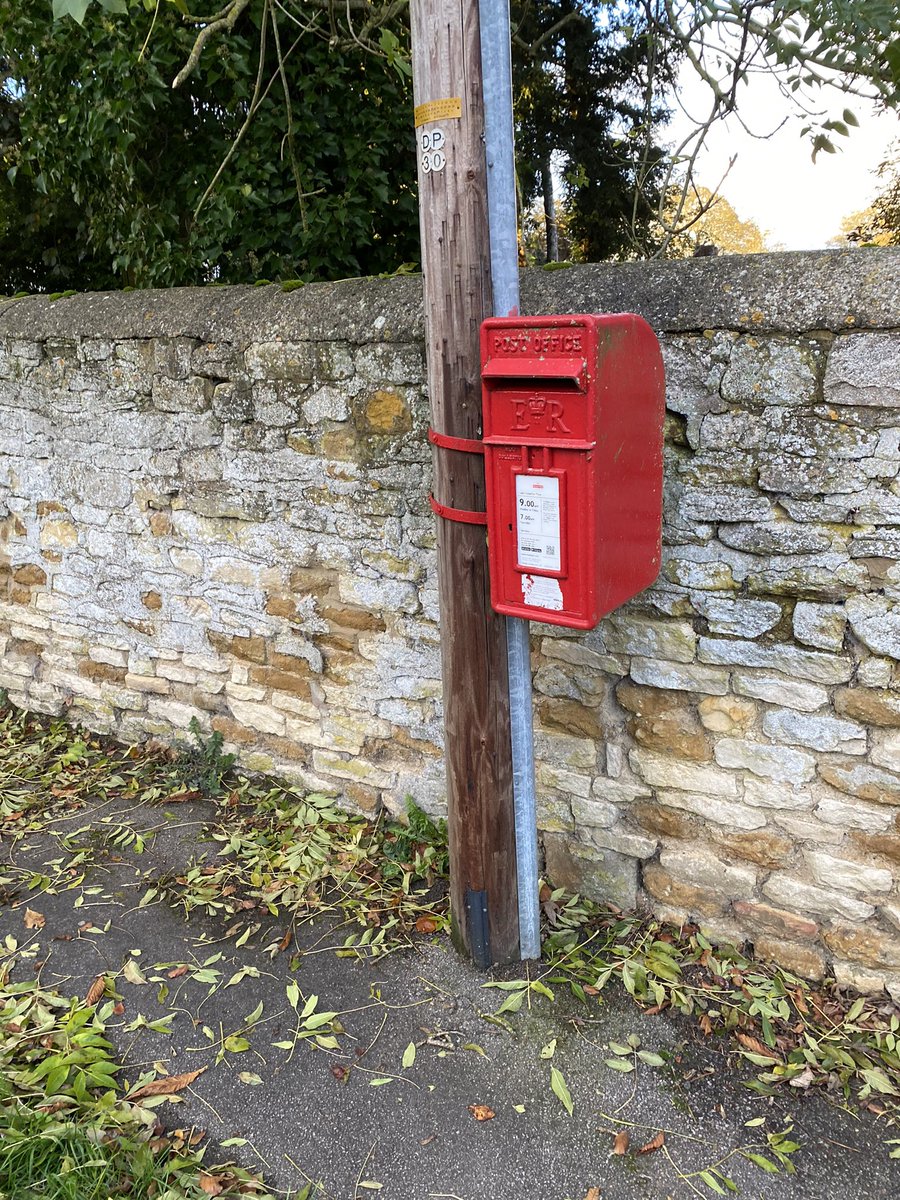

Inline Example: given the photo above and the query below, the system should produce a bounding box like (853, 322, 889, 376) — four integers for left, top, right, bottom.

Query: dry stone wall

(2, 250, 899, 994)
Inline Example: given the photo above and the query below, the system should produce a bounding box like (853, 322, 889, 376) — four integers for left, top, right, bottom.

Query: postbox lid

(481, 355, 587, 391)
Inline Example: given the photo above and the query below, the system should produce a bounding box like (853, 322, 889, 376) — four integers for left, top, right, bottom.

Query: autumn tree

(661, 186, 769, 257)
(834, 144, 900, 247)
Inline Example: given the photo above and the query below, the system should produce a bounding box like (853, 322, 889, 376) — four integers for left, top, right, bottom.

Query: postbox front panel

(481, 314, 665, 629)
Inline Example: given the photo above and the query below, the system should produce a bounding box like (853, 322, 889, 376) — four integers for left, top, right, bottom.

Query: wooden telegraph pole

(410, 0, 520, 965)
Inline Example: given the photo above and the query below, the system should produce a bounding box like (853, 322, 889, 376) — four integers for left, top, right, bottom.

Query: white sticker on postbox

(516, 475, 561, 573)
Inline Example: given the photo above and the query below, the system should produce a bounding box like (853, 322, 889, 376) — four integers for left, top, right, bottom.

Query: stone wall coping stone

(1, 248, 898, 344)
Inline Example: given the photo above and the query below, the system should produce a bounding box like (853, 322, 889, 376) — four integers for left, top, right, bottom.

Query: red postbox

(481, 314, 665, 630)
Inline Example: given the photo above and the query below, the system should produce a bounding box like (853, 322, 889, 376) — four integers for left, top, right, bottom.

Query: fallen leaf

(583, 1190, 602, 1200)
(128, 1066, 207, 1101)
(23, 908, 45, 930)
(612, 1131, 630, 1156)
(167, 965, 188, 979)
(198, 1173, 224, 1196)
(415, 916, 438, 934)
(277, 928, 293, 953)
(330, 1065, 350, 1084)
(165, 790, 202, 804)
(122, 959, 147, 986)
(638, 1131, 665, 1155)
(550, 1065, 574, 1115)
(420, 1133, 437, 1146)
(736, 1032, 771, 1057)
(788, 1065, 816, 1090)
(84, 974, 106, 1007)
(113, 1002, 125, 1015)
(468, 1104, 495, 1121)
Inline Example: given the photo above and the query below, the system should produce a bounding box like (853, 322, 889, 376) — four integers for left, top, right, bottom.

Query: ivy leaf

(51, 1, 93, 29)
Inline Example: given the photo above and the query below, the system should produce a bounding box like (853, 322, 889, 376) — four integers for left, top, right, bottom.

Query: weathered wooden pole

(410, 0, 520, 964)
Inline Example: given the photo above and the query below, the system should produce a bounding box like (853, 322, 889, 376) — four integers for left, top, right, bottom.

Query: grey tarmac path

(1, 792, 895, 1200)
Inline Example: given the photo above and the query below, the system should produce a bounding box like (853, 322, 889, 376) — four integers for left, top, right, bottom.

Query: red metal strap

(428, 428, 484, 455)
(429, 494, 488, 525)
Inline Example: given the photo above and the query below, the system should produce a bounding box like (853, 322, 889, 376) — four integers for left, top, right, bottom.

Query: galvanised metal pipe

(479, 0, 541, 961)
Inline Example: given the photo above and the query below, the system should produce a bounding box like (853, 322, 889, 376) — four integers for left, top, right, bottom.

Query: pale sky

(668, 62, 899, 251)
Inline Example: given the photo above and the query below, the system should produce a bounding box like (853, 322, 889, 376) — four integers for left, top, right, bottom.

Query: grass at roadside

(0, 978, 284, 1200)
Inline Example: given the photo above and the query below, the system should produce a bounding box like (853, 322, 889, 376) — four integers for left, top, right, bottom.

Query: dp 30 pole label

(420, 128, 447, 173)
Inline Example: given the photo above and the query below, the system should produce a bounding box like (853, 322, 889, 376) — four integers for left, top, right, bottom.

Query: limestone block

(692, 596, 782, 638)
(732, 900, 818, 942)
(337, 573, 419, 615)
(679, 485, 774, 524)
(732, 671, 828, 712)
(245, 341, 316, 382)
(805, 850, 892, 896)
(155, 660, 201, 685)
(169, 547, 203, 576)
(761, 709, 867, 755)
(616, 681, 711, 761)
(538, 764, 593, 800)
(845, 595, 900, 659)
(535, 730, 598, 772)
(825, 332, 900, 407)
(39, 520, 78, 548)
(658, 846, 757, 894)
(601, 614, 696, 663)
(664, 557, 737, 592)
(792, 601, 846, 651)
(745, 560, 868, 602)
(720, 337, 820, 408)
(536, 795, 574, 833)
(540, 636, 627, 676)
(742, 777, 816, 811)
(654, 788, 766, 831)
(588, 827, 658, 859)
(543, 832, 638, 909)
(822, 923, 900, 970)
(698, 637, 852, 684)
(871, 730, 900, 772)
(658, 333, 733, 447)
(814, 791, 893, 833)
(718, 520, 835, 556)
(311, 750, 395, 789)
(642, 862, 727, 918)
(757, 454, 860, 497)
(831, 961, 894, 997)
(714, 737, 815, 785)
(762, 873, 875, 922)
(751, 937, 825, 981)
(773, 813, 844, 845)
(697, 695, 757, 734)
(354, 343, 424, 385)
(818, 760, 900, 806)
(629, 748, 740, 796)
(629, 658, 729, 695)
(857, 658, 894, 688)
(571, 796, 618, 828)
(147, 697, 209, 731)
(591, 777, 652, 804)
(227, 699, 285, 737)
